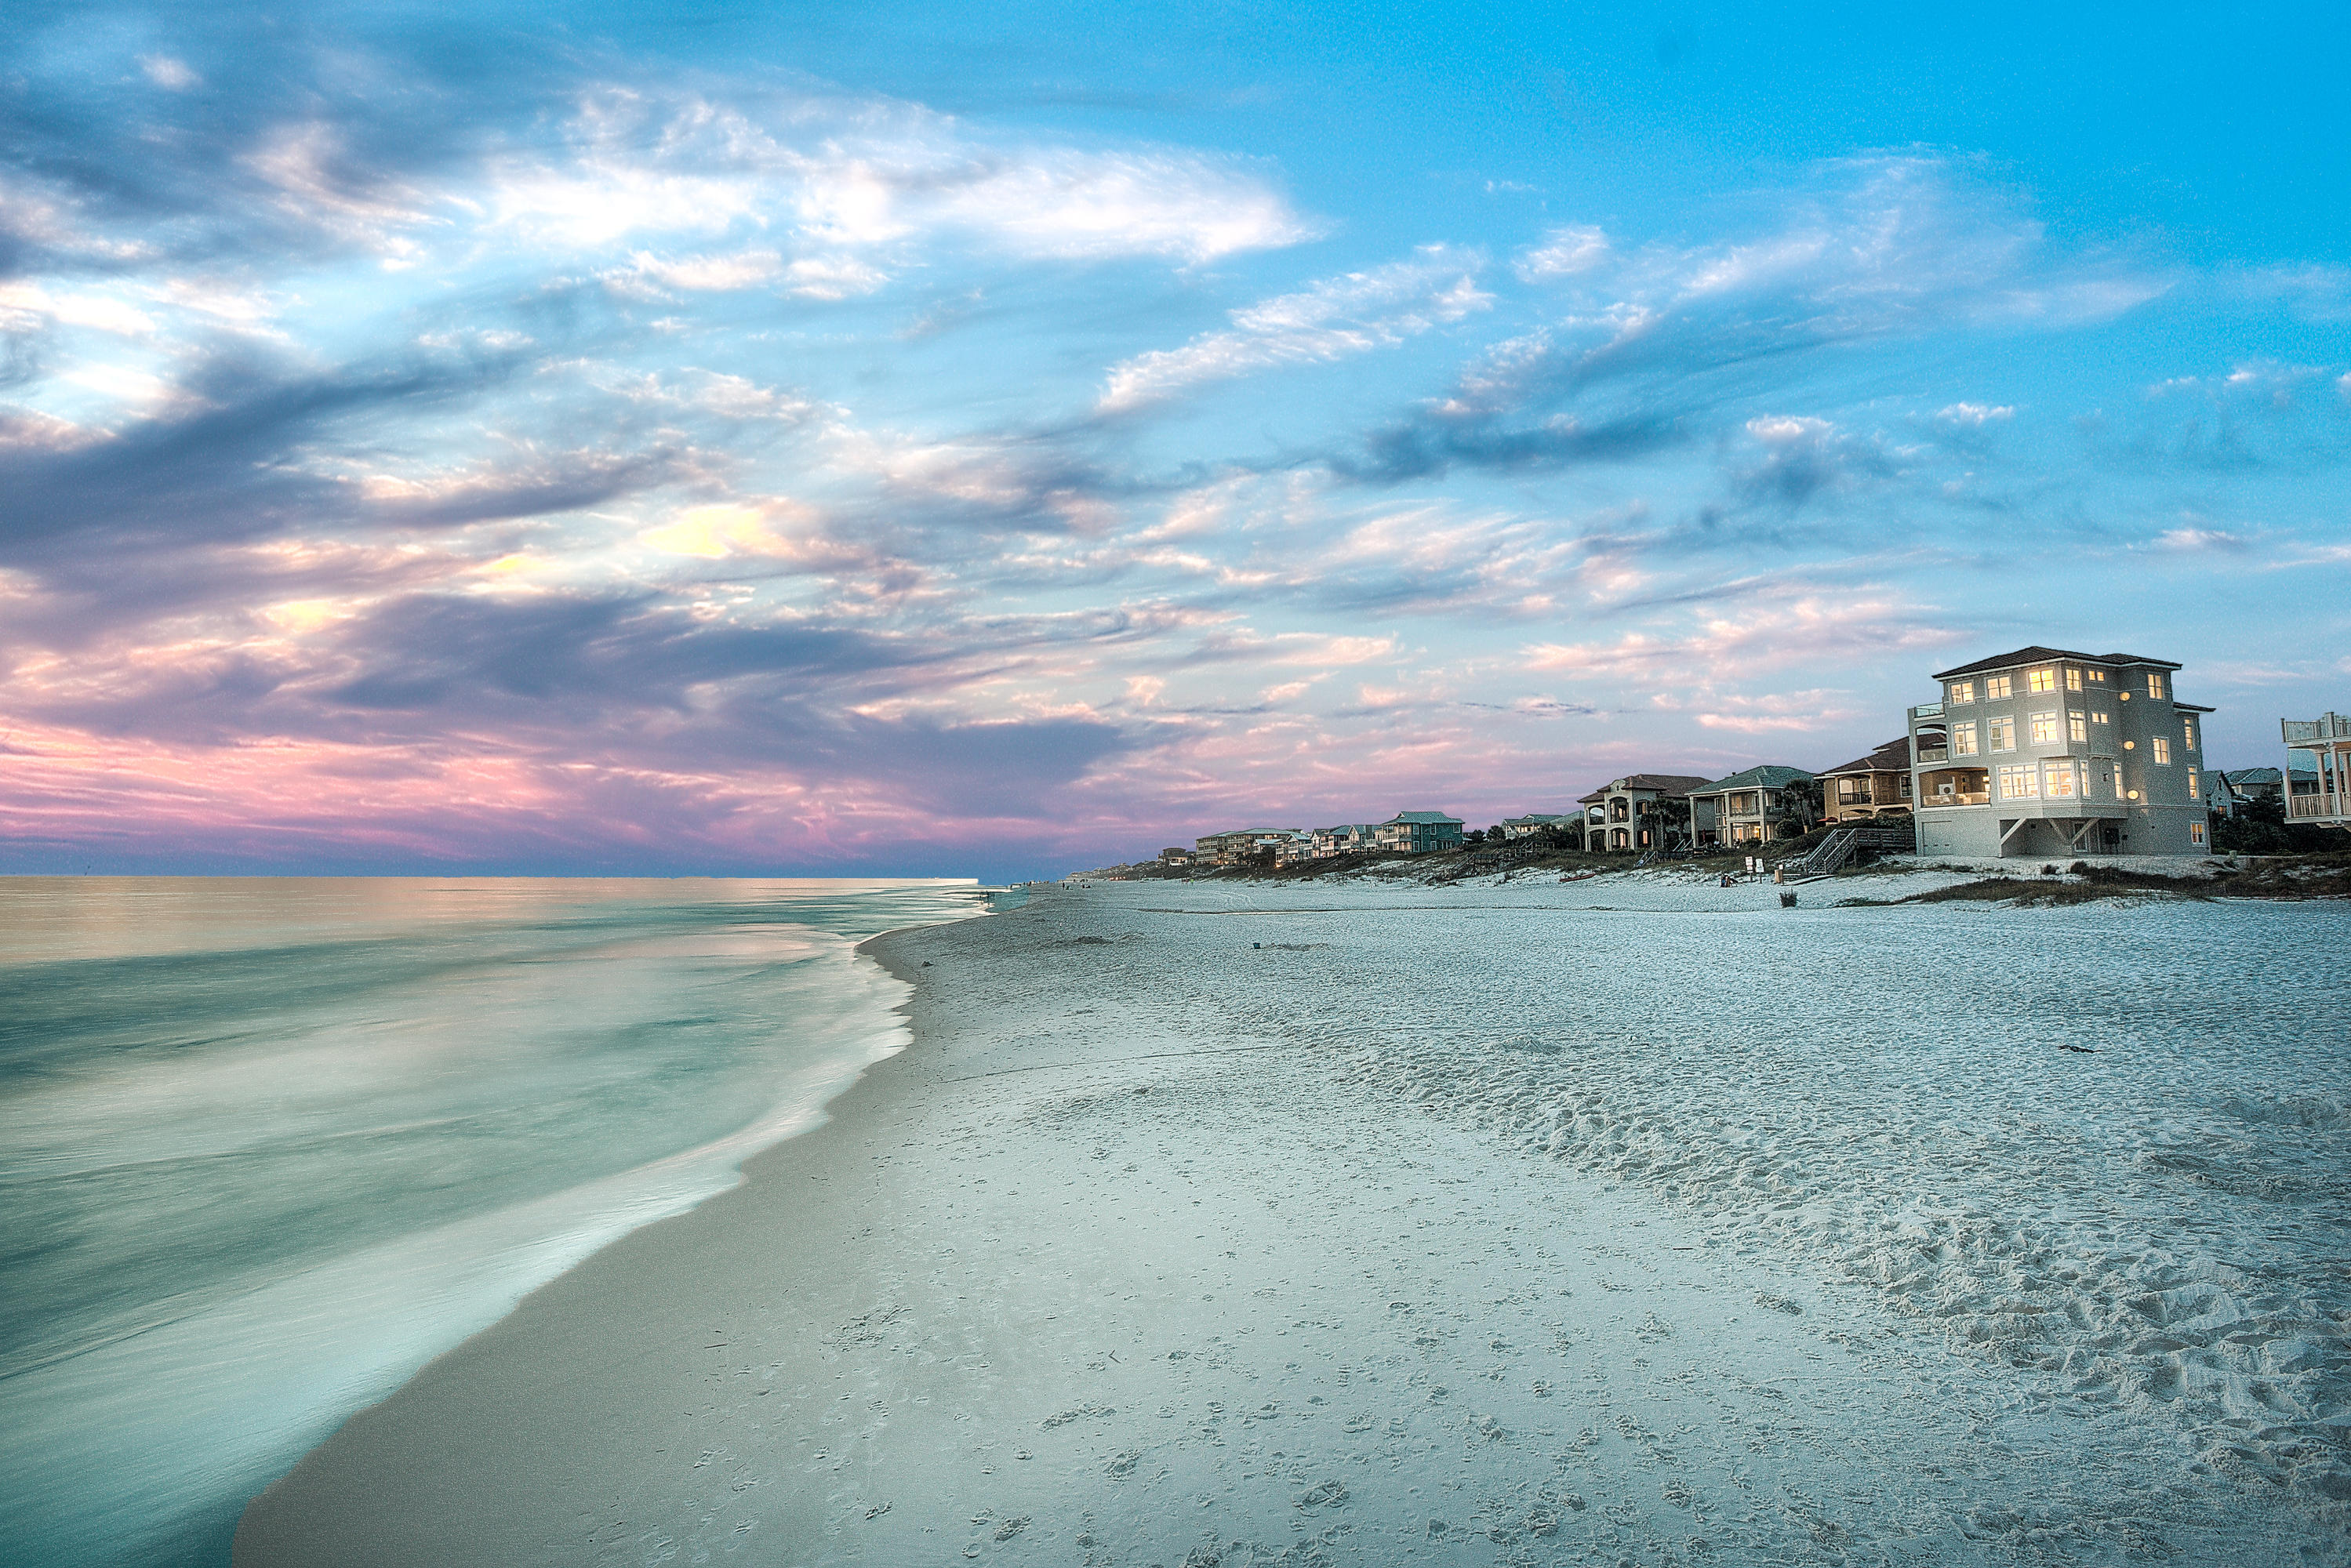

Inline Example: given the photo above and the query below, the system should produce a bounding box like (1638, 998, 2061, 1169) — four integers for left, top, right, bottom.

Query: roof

(1574, 772, 1712, 802)
(1501, 813, 1571, 824)
(2224, 767, 2316, 784)
(1384, 810, 1463, 825)
(1691, 764, 1813, 793)
(1931, 645, 2182, 681)
(1819, 738, 1912, 777)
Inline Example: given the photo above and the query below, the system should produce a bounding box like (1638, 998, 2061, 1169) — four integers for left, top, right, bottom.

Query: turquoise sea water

(0, 877, 996, 1568)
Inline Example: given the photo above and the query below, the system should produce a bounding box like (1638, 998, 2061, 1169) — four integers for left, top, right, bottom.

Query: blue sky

(2, 2, 2346, 877)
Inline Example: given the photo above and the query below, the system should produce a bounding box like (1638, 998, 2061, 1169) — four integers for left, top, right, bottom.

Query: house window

(2147, 672, 2166, 699)
(2066, 667, 2084, 691)
(2090, 710, 2111, 729)
(1953, 721, 1979, 756)
(1989, 716, 2015, 751)
(1838, 778, 1868, 804)
(1948, 680, 1975, 705)
(1999, 764, 2039, 800)
(2084, 668, 2107, 684)
(2068, 711, 2088, 742)
(2029, 711, 2058, 745)
(2044, 760, 2079, 797)
(1984, 675, 2013, 699)
(2028, 668, 2056, 693)
(2189, 820, 2207, 846)
(2152, 736, 2171, 764)
(2182, 715, 2197, 750)
(2187, 768, 2199, 799)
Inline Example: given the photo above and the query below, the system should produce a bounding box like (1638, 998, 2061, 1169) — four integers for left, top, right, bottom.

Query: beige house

(1686, 765, 1815, 845)
(1575, 775, 1712, 852)
(1193, 829, 1303, 866)
(1907, 646, 2211, 857)
(1819, 738, 1913, 824)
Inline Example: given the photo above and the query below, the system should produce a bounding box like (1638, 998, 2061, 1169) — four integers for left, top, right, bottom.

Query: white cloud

(1097, 246, 1490, 412)
(1936, 401, 2014, 426)
(627, 249, 783, 291)
(0, 282, 156, 336)
(2152, 527, 2245, 554)
(138, 55, 200, 91)
(1513, 225, 1610, 281)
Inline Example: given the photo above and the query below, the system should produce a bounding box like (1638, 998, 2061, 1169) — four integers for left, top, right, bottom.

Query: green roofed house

(1372, 811, 1465, 854)
(1687, 766, 1816, 846)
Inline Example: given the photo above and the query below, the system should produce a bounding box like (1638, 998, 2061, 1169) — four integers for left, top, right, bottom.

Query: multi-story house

(1818, 739, 1913, 824)
(1575, 775, 1712, 852)
(1906, 646, 2211, 857)
(1157, 846, 1194, 866)
(1193, 828, 1303, 866)
(1496, 813, 1574, 840)
(2280, 713, 2351, 827)
(1311, 822, 1378, 858)
(1272, 831, 1321, 866)
(1372, 811, 1465, 854)
(1686, 766, 1814, 845)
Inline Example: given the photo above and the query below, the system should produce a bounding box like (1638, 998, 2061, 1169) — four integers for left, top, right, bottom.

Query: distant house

(1905, 645, 2211, 858)
(1818, 738, 1913, 824)
(1372, 811, 1465, 854)
(1574, 775, 1712, 853)
(1193, 828, 1303, 866)
(1687, 766, 1815, 846)
(1272, 831, 1320, 866)
(1496, 813, 1573, 840)
(2221, 767, 2293, 807)
(1157, 846, 1194, 866)
(1312, 822, 1379, 858)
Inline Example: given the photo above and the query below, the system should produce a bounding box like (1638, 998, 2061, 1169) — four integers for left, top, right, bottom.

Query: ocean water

(0, 877, 997, 1568)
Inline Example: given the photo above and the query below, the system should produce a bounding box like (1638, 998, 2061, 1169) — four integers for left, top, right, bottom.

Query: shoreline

(236, 879, 2344, 1564)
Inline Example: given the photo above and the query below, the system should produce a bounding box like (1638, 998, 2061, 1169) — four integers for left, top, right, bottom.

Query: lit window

(1999, 764, 2039, 799)
(2068, 711, 2088, 742)
(2085, 668, 2107, 684)
(1953, 722, 1979, 756)
(2044, 760, 2079, 797)
(2090, 710, 2111, 728)
(1948, 680, 1975, 705)
(1989, 716, 2015, 751)
(2187, 768, 2199, 798)
(2153, 736, 2171, 764)
(2029, 711, 2058, 744)
(2148, 672, 2166, 699)
(1984, 675, 2013, 699)
(2182, 716, 2197, 750)
(2189, 821, 2207, 846)
(2028, 668, 2056, 693)
(2066, 667, 2084, 691)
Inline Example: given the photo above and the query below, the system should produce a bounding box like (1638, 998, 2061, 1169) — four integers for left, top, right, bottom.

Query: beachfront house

(1496, 813, 1573, 840)
(1575, 775, 1712, 852)
(1906, 646, 2212, 857)
(1194, 828, 1303, 867)
(1272, 831, 1321, 866)
(1818, 738, 1913, 825)
(1685, 766, 1815, 846)
(2281, 713, 2351, 827)
(1157, 846, 1194, 866)
(1310, 822, 1379, 858)
(1372, 811, 1465, 854)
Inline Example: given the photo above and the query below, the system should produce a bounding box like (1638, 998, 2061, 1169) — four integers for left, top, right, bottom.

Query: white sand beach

(236, 872, 2348, 1566)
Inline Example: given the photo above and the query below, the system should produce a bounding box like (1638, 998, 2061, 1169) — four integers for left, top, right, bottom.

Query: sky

(2, 2, 2348, 880)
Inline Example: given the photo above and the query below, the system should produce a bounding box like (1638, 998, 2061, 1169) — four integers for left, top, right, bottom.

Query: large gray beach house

(1906, 647, 2211, 858)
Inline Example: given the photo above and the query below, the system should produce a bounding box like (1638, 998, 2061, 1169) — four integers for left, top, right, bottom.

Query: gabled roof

(1500, 813, 1571, 825)
(1932, 645, 2182, 681)
(2224, 767, 2316, 784)
(1384, 810, 1463, 825)
(1691, 764, 1813, 793)
(1819, 738, 1912, 777)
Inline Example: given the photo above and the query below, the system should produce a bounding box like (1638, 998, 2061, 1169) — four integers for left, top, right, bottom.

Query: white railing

(2287, 793, 2346, 820)
(2282, 713, 2351, 743)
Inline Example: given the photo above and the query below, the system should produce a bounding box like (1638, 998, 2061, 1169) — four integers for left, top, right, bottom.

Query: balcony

(1920, 790, 1991, 808)
(2283, 713, 2351, 744)
(1914, 746, 1949, 764)
(2288, 793, 2348, 821)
